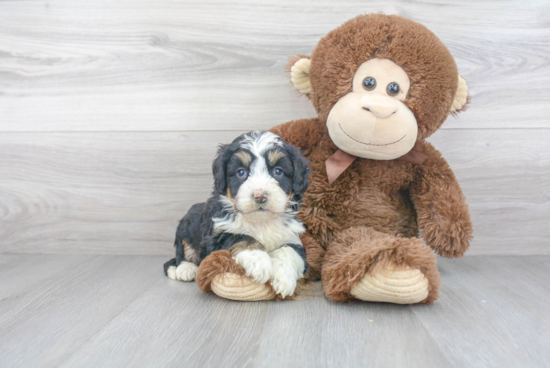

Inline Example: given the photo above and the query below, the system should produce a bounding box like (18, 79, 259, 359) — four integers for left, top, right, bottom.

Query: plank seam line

(0, 127, 549, 133)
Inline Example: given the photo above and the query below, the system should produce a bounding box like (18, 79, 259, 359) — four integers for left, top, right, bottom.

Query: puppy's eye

(237, 169, 247, 178)
(363, 77, 376, 91)
(386, 82, 400, 96)
(273, 168, 283, 176)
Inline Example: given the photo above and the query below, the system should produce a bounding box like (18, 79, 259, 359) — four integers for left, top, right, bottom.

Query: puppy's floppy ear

(212, 143, 233, 195)
(286, 144, 310, 201)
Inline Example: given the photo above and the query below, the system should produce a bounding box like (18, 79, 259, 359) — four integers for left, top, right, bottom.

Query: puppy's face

(213, 132, 310, 220)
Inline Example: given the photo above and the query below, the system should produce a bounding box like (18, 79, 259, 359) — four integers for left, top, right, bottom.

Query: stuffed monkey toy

(196, 14, 472, 304)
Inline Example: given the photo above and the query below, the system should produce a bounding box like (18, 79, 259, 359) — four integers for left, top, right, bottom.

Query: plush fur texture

(270, 119, 472, 302)
(321, 227, 440, 303)
(306, 14, 465, 141)
(196, 250, 248, 293)
(198, 14, 473, 304)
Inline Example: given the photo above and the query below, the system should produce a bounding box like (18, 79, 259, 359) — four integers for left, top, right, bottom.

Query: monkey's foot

(196, 250, 278, 301)
(350, 263, 429, 304)
(322, 227, 440, 304)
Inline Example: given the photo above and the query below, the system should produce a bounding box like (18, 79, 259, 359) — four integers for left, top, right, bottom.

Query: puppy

(164, 131, 310, 297)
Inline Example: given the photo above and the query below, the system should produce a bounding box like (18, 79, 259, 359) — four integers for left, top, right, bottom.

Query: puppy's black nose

(253, 191, 268, 204)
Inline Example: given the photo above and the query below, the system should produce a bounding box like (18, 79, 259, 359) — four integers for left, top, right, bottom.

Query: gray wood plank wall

(1, 0, 549, 255)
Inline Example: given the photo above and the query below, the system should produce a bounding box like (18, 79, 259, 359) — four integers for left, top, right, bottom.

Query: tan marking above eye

(235, 151, 252, 166)
(267, 150, 286, 165)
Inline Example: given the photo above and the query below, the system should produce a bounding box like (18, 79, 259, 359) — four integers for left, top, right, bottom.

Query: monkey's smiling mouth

(338, 123, 406, 146)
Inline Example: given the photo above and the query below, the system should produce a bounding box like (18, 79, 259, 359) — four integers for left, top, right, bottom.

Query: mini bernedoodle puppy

(164, 131, 310, 297)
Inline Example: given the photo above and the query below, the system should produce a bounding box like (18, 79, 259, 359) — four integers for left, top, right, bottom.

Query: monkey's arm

(270, 118, 324, 152)
(299, 231, 326, 281)
(409, 142, 473, 258)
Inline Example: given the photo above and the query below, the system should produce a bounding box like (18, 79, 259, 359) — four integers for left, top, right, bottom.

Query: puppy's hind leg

(164, 233, 191, 282)
(165, 258, 199, 282)
(164, 258, 177, 279)
(165, 202, 204, 282)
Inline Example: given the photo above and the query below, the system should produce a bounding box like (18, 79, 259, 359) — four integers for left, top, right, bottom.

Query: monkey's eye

(386, 82, 400, 96)
(362, 77, 377, 91)
(273, 168, 283, 176)
(237, 169, 248, 178)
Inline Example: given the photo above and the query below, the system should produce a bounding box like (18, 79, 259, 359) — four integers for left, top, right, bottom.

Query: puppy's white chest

(246, 218, 303, 252)
(214, 213, 304, 252)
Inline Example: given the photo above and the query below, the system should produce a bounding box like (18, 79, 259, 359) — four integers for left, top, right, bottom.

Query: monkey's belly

(342, 191, 418, 238)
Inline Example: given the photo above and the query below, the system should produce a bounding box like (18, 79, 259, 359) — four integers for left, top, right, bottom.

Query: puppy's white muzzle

(235, 175, 288, 217)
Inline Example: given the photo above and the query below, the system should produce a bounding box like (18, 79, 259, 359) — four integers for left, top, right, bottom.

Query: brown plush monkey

(196, 14, 472, 304)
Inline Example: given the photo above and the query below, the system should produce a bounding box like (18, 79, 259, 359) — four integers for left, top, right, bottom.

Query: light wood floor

(0, 254, 547, 367)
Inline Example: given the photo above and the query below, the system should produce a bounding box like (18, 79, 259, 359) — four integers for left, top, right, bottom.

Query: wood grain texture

(0, 0, 549, 131)
(0, 0, 548, 256)
(0, 129, 548, 255)
(412, 256, 550, 367)
(0, 254, 93, 318)
(0, 255, 547, 367)
(251, 294, 451, 367)
(0, 255, 163, 367)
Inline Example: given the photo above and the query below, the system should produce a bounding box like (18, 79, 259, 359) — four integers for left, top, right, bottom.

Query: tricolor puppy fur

(163, 131, 310, 298)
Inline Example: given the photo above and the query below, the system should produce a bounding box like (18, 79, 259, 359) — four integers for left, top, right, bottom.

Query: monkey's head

(289, 14, 469, 160)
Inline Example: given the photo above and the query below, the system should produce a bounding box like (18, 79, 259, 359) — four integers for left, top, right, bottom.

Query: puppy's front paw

(233, 250, 272, 284)
(270, 265, 298, 298)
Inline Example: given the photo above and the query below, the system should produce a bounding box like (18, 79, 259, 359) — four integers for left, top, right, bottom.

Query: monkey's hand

(410, 143, 473, 258)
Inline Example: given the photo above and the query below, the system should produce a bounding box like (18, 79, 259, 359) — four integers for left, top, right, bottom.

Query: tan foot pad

(211, 273, 276, 301)
(350, 264, 429, 304)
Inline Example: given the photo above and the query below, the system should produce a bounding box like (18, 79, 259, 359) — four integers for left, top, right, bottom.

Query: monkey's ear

(450, 75, 469, 113)
(290, 57, 312, 95)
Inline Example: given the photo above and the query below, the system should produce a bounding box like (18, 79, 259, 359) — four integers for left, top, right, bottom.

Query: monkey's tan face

(326, 58, 418, 160)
